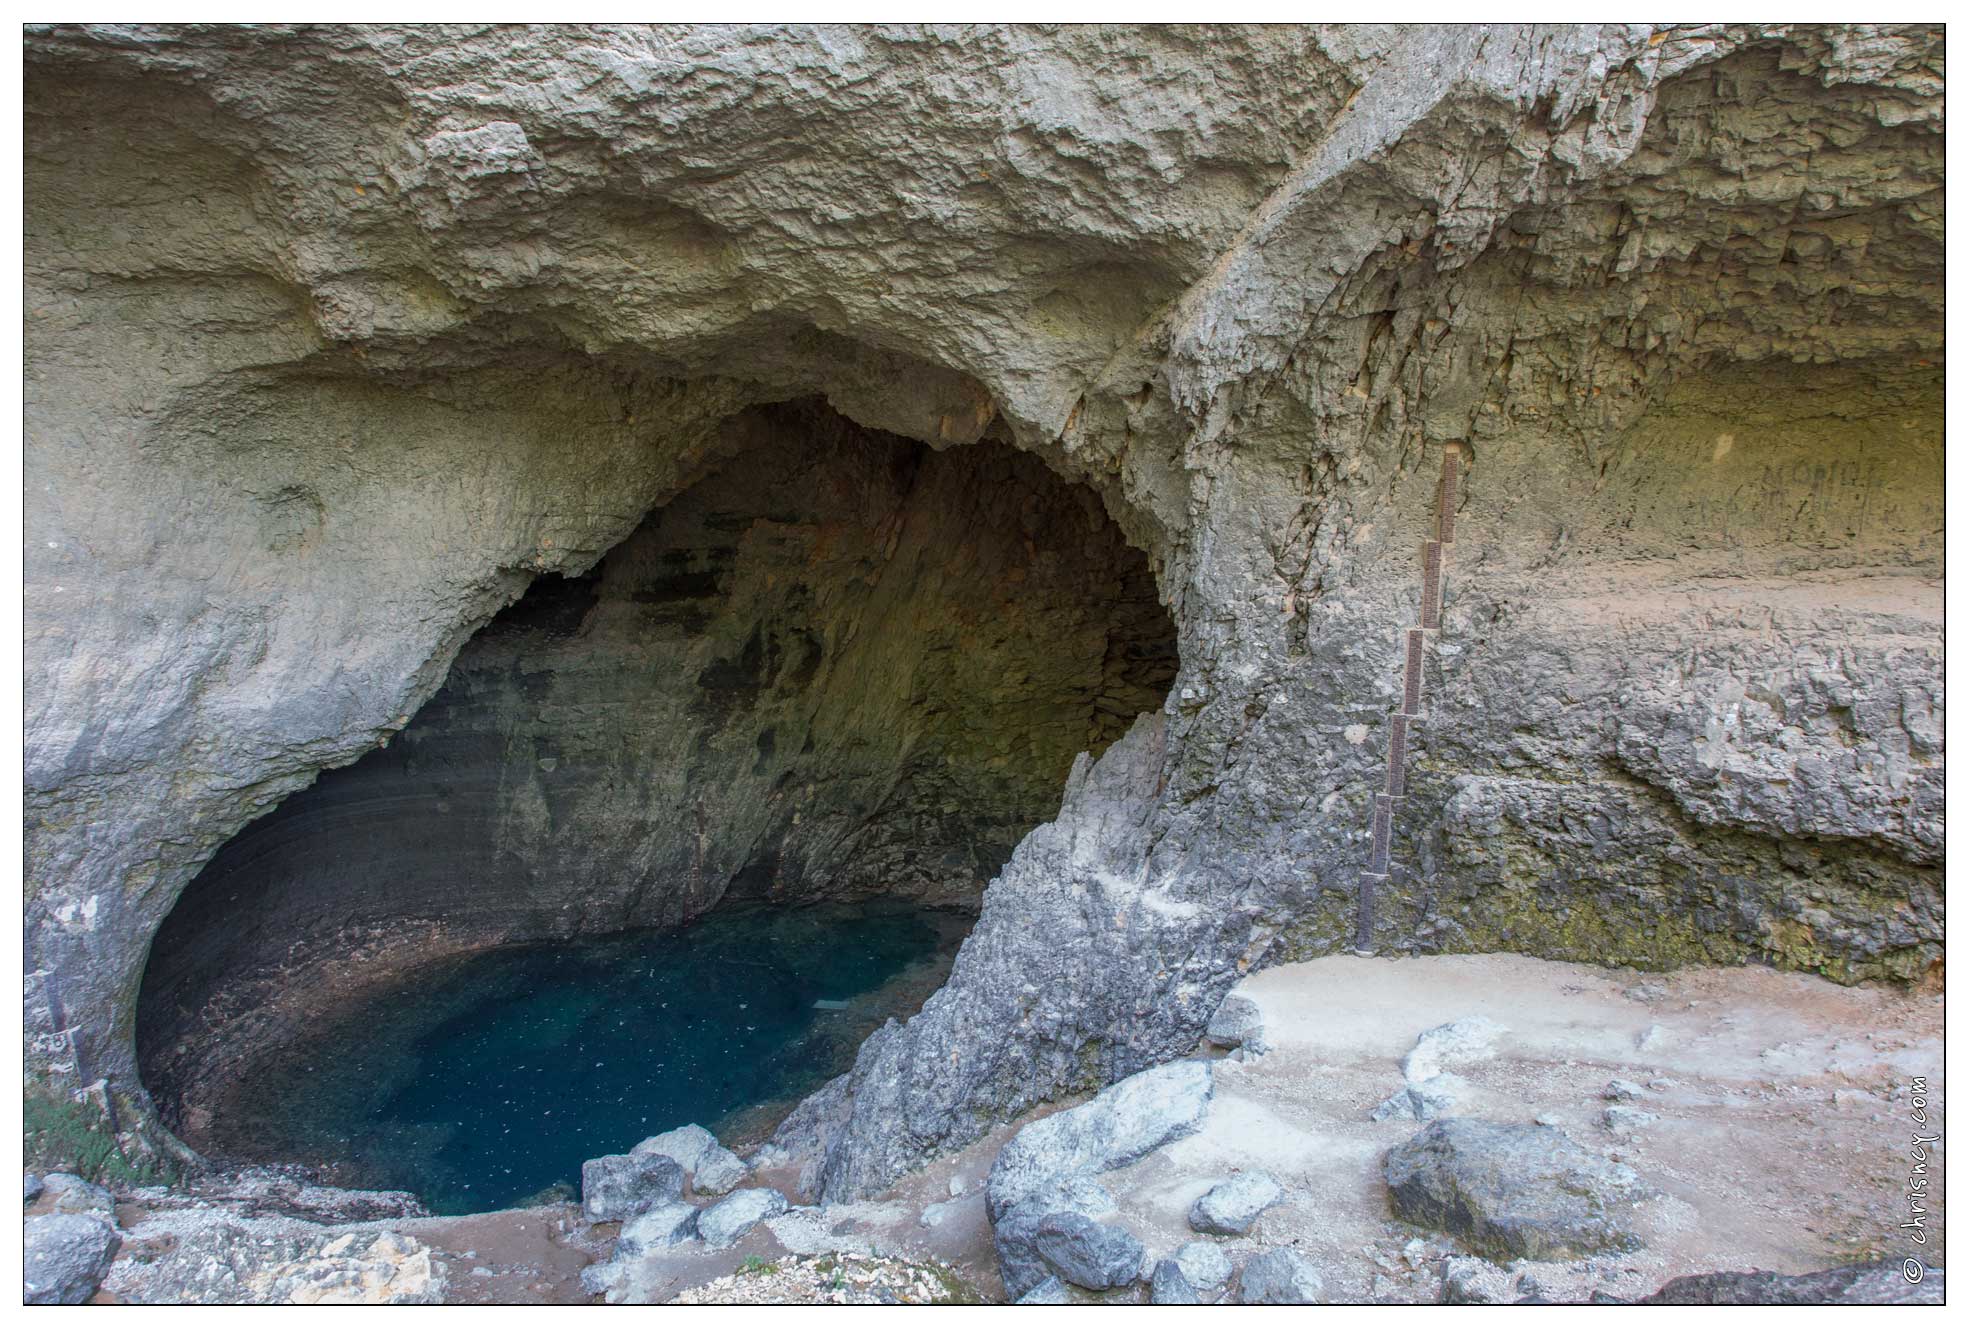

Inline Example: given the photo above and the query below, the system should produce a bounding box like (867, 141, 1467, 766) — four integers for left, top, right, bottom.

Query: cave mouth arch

(135, 397, 1179, 1209)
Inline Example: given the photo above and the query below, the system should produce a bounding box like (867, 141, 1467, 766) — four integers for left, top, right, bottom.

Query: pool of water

(205, 901, 971, 1214)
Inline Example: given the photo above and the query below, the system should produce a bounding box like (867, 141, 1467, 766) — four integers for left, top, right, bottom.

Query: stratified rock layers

(23, 23, 1942, 1197)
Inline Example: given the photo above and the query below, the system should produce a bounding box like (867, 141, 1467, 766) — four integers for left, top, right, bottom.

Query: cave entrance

(135, 399, 1178, 1211)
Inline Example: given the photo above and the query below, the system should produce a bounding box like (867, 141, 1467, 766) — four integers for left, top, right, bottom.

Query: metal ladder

(1356, 441, 1466, 953)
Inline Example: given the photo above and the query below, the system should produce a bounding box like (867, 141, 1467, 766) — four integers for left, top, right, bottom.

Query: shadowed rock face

(23, 23, 1943, 1195)
(136, 402, 1177, 1138)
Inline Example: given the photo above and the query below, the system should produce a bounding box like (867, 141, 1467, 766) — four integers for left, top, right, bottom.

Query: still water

(220, 902, 969, 1214)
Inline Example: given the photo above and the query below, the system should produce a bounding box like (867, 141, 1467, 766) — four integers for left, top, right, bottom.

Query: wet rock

(633, 1123, 748, 1197)
(1151, 1259, 1200, 1304)
(581, 1150, 685, 1224)
(1205, 993, 1266, 1053)
(696, 1187, 788, 1249)
(1385, 1118, 1648, 1260)
(1170, 1240, 1233, 1293)
(1015, 1276, 1072, 1305)
(986, 1059, 1213, 1220)
(615, 1201, 700, 1257)
(1188, 1171, 1283, 1235)
(1238, 1249, 1326, 1304)
(1641, 1262, 1944, 1305)
(24, 1213, 120, 1304)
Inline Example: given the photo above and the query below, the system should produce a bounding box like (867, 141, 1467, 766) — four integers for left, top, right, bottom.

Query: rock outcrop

(21, 23, 1943, 1206)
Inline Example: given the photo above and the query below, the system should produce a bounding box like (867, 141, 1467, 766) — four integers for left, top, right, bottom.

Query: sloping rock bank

(23, 23, 1942, 1201)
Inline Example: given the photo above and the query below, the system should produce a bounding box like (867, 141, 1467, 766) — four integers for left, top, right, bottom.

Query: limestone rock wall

(22, 22, 1942, 1192)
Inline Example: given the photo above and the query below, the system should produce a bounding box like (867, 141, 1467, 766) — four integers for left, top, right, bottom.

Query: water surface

(215, 901, 969, 1214)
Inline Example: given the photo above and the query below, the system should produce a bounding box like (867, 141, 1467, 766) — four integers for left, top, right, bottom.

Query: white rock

(634, 1123, 749, 1196)
(1401, 1017, 1506, 1082)
(987, 1060, 1214, 1219)
(696, 1188, 788, 1249)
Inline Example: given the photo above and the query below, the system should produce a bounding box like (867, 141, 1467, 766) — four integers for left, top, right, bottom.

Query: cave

(23, 24, 1945, 1306)
(134, 399, 1179, 1208)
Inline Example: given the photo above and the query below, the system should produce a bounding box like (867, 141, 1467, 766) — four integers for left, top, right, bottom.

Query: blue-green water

(213, 903, 970, 1214)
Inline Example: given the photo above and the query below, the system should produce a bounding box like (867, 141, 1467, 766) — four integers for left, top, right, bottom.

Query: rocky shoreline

(31, 954, 1942, 1306)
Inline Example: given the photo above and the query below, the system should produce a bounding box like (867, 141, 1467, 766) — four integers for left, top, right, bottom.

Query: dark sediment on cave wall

(137, 402, 1176, 1144)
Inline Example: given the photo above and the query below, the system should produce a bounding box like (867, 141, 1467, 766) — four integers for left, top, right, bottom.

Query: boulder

(615, 1201, 700, 1257)
(41, 1172, 117, 1218)
(580, 1150, 685, 1224)
(986, 1060, 1213, 1220)
(26, 1171, 45, 1203)
(1238, 1249, 1325, 1304)
(1205, 993, 1266, 1052)
(24, 1213, 121, 1305)
(695, 1188, 788, 1249)
(1188, 1171, 1283, 1236)
(1151, 1260, 1199, 1304)
(1023, 1212, 1144, 1292)
(633, 1123, 749, 1196)
(1385, 1118, 1648, 1261)
(1169, 1240, 1233, 1294)
(991, 1179, 1121, 1300)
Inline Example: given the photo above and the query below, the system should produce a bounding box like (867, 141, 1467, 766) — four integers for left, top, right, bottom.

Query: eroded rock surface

(21, 23, 1943, 1203)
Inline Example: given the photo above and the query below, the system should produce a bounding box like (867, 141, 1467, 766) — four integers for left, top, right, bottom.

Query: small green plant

(736, 1256, 779, 1277)
(23, 1088, 174, 1187)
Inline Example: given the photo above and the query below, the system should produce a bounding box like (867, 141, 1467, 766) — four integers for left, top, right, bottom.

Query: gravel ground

(670, 1253, 979, 1305)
